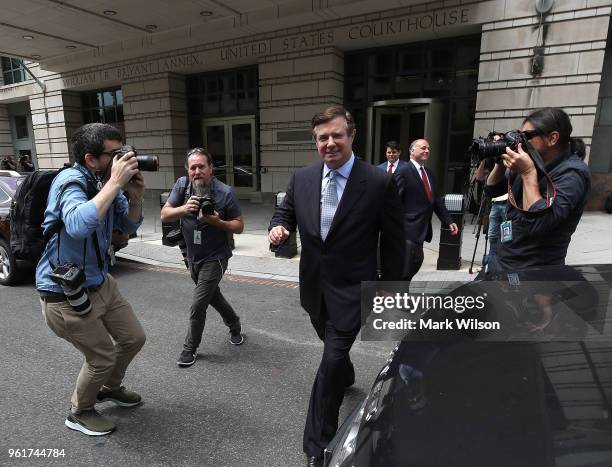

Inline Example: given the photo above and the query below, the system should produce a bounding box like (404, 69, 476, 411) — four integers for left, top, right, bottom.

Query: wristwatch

(128, 197, 144, 207)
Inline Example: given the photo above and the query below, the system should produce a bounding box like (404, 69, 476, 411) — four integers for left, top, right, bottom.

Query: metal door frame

(372, 105, 430, 164)
(202, 115, 256, 193)
(366, 98, 444, 163)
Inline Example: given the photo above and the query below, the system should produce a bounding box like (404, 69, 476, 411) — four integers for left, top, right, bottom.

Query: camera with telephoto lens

(199, 195, 215, 216)
(468, 130, 528, 163)
(48, 262, 92, 316)
(115, 145, 159, 171)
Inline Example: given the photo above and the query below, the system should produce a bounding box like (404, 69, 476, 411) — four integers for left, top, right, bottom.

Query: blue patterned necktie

(320, 170, 338, 241)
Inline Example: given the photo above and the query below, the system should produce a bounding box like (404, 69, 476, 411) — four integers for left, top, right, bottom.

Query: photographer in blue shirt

(36, 123, 146, 436)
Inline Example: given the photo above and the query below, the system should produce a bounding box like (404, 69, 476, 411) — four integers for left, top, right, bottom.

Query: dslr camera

(468, 131, 528, 163)
(198, 195, 215, 216)
(49, 262, 92, 316)
(114, 145, 159, 171)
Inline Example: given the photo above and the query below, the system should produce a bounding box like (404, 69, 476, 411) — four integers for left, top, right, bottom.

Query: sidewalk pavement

(117, 197, 612, 283)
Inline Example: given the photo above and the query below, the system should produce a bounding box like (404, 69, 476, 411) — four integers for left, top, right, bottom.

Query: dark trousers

(402, 239, 424, 282)
(184, 258, 241, 352)
(303, 306, 359, 457)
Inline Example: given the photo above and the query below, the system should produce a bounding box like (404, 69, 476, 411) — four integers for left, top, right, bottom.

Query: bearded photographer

(160, 148, 245, 368)
(485, 107, 590, 271)
(36, 123, 146, 436)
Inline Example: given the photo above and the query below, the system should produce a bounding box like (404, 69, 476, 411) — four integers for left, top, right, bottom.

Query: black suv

(0, 172, 25, 285)
(326, 264, 612, 467)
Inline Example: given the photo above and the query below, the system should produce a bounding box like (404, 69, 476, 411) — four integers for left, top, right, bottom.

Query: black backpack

(10, 167, 93, 262)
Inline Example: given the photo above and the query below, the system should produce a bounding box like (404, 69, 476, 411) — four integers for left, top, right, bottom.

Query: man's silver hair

(409, 139, 427, 152)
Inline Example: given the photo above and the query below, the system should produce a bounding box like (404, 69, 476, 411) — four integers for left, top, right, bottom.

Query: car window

(0, 176, 24, 193)
(0, 186, 9, 204)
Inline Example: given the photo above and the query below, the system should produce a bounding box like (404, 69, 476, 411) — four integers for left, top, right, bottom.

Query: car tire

(0, 238, 18, 286)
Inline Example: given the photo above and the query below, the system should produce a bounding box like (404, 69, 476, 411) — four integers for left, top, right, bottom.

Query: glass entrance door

(203, 116, 256, 192)
(373, 106, 427, 164)
(369, 99, 448, 188)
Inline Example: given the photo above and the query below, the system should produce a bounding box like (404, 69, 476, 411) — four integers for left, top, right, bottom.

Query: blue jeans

(487, 201, 507, 259)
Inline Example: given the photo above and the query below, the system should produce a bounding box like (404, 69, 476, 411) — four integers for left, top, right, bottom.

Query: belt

(40, 293, 66, 303)
(39, 281, 104, 303)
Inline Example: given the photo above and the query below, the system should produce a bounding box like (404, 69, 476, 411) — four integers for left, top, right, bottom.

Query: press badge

(507, 272, 520, 287)
(500, 220, 513, 243)
(194, 230, 202, 245)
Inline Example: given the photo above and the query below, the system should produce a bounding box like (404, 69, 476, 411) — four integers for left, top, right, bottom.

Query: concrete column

(29, 90, 82, 169)
(122, 72, 188, 191)
(474, 3, 611, 209)
(0, 104, 12, 158)
(258, 47, 344, 195)
(589, 26, 612, 211)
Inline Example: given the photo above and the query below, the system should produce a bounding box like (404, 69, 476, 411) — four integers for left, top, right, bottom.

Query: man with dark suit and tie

(377, 140, 409, 176)
(395, 138, 458, 282)
(268, 105, 405, 467)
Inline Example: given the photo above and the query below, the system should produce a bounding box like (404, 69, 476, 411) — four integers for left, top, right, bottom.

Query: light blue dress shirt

(36, 164, 143, 293)
(321, 153, 355, 203)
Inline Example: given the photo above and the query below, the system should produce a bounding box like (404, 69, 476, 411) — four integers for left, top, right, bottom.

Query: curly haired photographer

(160, 148, 245, 368)
(36, 123, 146, 436)
(485, 107, 591, 271)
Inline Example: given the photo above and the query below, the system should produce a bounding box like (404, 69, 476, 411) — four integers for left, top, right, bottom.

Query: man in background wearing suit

(268, 106, 405, 467)
(377, 140, 409, 176)
(396, 138, 458, 282)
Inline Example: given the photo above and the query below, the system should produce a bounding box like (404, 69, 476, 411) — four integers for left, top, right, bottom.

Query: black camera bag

(165, 228, 183, 246)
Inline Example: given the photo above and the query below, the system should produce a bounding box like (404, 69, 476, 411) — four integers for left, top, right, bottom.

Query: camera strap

(51, 223, 103, 271)
(45, 178, 104, 273)
(506, 145, 557, 214)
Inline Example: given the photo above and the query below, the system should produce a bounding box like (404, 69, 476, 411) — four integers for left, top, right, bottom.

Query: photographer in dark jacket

(1, 155, 17, 170)
(486, 107, 590, 271)
(19, 153, 35, 172)
(161, 148, 245, 367)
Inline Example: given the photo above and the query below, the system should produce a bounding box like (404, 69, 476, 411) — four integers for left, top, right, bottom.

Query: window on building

(345, 35, 481, 167)
(186, 67, 258, 147)
(14, 115, 28, 139)
(186, 67, 257, 118)
(81, 88, 124, 125)
(1, 57, 26, 85)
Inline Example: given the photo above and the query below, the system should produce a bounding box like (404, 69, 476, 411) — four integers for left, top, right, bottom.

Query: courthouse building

(0, 0, 611, 208)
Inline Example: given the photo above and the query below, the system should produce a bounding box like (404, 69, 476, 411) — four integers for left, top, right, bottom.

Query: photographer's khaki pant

(41, 274, 146, 412)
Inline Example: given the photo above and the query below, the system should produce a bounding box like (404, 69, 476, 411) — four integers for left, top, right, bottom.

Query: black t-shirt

(167, 177, 241, 263)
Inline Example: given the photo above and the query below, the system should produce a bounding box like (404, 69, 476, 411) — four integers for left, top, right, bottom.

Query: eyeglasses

(99, 148, 122, 158)
(522, 130, 544, 140)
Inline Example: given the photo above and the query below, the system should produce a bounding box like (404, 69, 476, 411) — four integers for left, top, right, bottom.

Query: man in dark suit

(377, 140, 409, 176)
(395, 138, 458, 282)
(268, 105, 405, 467)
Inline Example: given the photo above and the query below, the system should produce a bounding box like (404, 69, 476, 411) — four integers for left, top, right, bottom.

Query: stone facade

(475, 3, 611, 160)
(29, 90, 81, 169)
(122, 73, 188, 190)
(259, 47, 344, 193)
(0, 70, 12, 159)
(1, 0, 610, 207)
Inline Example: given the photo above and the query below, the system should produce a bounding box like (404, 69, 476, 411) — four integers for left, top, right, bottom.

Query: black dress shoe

(306, 455, 323, 467)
